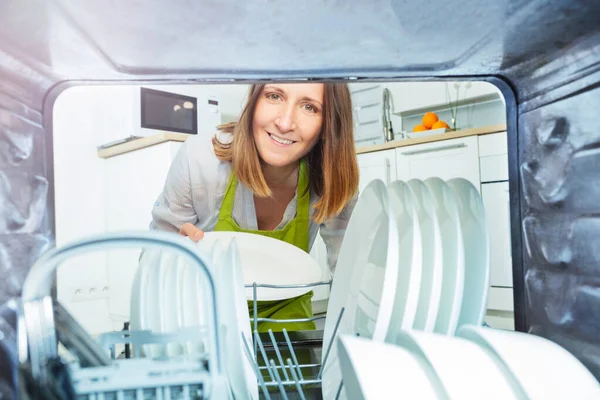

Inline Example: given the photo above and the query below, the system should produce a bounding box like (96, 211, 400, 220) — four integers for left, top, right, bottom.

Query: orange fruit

(413, 124, 428, 132)
(422, 112, 439, 129)
(432, 120, 450, 129)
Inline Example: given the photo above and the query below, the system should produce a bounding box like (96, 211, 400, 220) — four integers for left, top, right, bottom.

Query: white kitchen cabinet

(385, 82, 447, 114)
(482, 181, 513, 289)
(445, 81, 500, 103)
(357, 149, 397, 193)
(350, 84, 385, 146)
(395, 136, 480, 190)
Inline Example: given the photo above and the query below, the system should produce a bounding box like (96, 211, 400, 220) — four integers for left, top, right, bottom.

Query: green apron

(213, 160, 316, 332)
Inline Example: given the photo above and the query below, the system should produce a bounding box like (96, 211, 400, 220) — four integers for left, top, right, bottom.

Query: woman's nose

(275, 106, 297, 132)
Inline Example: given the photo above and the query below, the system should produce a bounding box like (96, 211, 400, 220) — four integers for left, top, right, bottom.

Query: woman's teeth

(269, 133, 294, 145)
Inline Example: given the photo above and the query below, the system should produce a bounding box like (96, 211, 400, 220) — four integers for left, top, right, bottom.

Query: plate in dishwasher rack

(446, 178, 490, 329)
(321, 179, 400, 400)
(424, 177, 465, 335)
(337, 335, 443, 400)
(407, 179, 443, 332)
(385, 180, 422, 333)
(198, 231, 323, 301)
(215, 239, 258, 400)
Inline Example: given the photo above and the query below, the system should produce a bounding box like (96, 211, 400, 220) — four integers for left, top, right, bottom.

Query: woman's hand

(179, 223, 205, 242)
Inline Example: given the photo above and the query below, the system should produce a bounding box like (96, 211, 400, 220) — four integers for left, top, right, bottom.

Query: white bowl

(395, 329, 522, 400)
(337, 335, 445, 400)
(458, 326, 600, 400)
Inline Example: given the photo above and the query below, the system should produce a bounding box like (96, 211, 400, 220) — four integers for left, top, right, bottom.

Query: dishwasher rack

(95, 280, 344, 399)
(19, 232, 230, 400)
(19, 231, 344, 399)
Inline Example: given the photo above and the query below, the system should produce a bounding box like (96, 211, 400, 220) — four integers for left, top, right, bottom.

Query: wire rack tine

(268, 329, 290, 382)
(253, 283, 259, 356)
(282, 329, 304, 381)
(318, 307, 345, 379)
(242, 333, 271, 400)
(286, 359, 307, 400)
(270, 359, 289, 400)
(335, 381, 344, 400)
(254, 331, 276, 382)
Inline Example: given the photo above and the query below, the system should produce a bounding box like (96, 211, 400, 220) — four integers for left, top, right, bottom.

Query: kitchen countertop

(97, 132, 189, 159)
(355, 123, 507, 154)
(97, 123, 507, 158)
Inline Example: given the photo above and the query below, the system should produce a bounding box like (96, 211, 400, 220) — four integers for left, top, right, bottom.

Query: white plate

(217, 239, 258, 400)
(385, 180, 422, 334)
(321, 179, 400, 400)
(458, 326, 600, 400)
(161, 252, 185, 357)
(395, 330, 520, 400)
(181, 251, 206, 357)
(337, 335, 443, 400)
(447, 178, 490, 328)
(424, 177, 465, 335)
(145, 250, 165, 358)
(199, 231, 322, 301)
(128, 250, 147, 333)
(406, 127, 451, 139)
(407, 180, 443, 332)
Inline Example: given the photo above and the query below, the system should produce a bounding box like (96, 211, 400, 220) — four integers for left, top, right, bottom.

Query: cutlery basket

(19, 232, 229, 400)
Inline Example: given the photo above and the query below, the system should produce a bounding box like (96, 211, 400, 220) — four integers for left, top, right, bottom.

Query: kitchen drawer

(395, 136, 480, 191)
(354, 105, 381, 127)
(478, 131, 507, 156)
(350, 84, 383, 106)
(480, 154, 508, 182)
(487, 286, 514, 312)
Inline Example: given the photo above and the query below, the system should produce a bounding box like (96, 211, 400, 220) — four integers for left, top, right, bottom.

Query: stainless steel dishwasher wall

(1, 1, 600, 396)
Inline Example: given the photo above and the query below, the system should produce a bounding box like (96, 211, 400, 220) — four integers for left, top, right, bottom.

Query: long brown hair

(213, 83, 358, 224)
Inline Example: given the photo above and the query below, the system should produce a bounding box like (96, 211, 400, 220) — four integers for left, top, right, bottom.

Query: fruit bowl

(407, 127, 452, 139)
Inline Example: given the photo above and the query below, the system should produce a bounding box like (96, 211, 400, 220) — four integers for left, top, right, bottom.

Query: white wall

(53, 85, 133, 334)
(52, 83, 246, 335)
(212, 84, 249, 123)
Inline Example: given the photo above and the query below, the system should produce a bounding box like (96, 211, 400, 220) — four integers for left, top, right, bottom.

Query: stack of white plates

(129, 237, 259, 399)
(337, 328, 600, 400)
(322, 177, 491, 399)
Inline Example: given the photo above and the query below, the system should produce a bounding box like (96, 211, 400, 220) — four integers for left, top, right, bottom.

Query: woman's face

(252, 83, 324, 168)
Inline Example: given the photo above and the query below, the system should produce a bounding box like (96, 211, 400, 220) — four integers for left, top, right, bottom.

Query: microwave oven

(131, 85, 222, 138)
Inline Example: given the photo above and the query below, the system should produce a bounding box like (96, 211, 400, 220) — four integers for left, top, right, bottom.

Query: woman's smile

(267, 131, 296, 146)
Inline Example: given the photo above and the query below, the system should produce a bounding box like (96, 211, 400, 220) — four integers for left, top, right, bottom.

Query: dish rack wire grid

(242, 280, 345, 399)
(96, 280, 345, 400)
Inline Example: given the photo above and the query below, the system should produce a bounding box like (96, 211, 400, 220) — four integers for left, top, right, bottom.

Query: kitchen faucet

(382, 88, 399, 141)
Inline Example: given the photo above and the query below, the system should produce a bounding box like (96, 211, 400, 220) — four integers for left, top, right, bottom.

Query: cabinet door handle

(356, 119, 379, 126)
(401, 143, 466, 156)
(354, 102, 381, 111)
(385, 157, 391, 184)
(352, 84, 380, 94)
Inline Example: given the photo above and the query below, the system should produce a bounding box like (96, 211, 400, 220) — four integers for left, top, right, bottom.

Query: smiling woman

(151, 82, 359, 332)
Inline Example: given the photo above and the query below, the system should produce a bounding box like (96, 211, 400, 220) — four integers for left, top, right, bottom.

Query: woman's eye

(267, 93, 281, 101)
(304, 104, 318, 113)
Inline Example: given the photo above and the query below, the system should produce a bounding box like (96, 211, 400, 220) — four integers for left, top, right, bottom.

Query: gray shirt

(150, 134, 356, 274)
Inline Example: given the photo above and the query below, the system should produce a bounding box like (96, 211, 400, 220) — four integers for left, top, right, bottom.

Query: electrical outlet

(68, 285, 111, 302)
